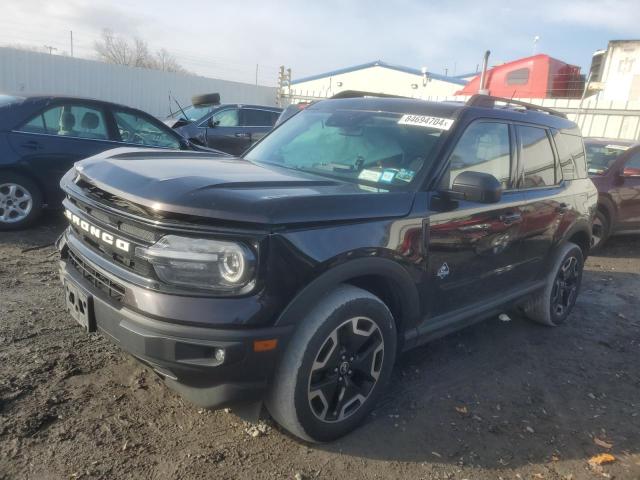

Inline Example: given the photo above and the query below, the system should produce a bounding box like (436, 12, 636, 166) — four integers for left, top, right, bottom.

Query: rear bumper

(57, 231, 292, 408)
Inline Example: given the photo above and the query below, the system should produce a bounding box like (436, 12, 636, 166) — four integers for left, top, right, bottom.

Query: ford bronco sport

(57, 95, 597, 442)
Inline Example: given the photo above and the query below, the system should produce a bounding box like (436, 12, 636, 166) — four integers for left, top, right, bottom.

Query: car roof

(309, 97, 465, 117)
(14, 94, 138, 108)
(307, 97, 578, 130)
(0, 94, 161, 131)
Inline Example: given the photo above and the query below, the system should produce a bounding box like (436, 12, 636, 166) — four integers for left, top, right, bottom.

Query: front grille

(68, 248, 126, 302)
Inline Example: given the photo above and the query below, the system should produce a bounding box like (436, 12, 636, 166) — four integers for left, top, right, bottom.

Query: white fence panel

(0, 48, 277, 117)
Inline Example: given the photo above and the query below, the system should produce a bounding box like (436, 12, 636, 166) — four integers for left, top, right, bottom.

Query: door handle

(21, 140, 43, 150)
(499, 212, 522, 225)
(234, 132, 250, 138)
(557, 202, 569, 214)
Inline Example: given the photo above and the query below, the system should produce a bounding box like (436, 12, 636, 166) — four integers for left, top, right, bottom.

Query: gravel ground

(1, 212, 639, 480)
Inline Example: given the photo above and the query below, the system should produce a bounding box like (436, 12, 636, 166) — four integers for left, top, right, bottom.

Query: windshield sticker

(358, 185, 388, 193)
(395, 169, 415, 183)
(605, 144, 630, 151)
(358, 169, 382, 182)
(380, 169, 398, 183)
(398, 114, 454, 130)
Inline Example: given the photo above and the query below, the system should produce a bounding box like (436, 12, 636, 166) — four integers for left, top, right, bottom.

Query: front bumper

(57, 231, 292, 408)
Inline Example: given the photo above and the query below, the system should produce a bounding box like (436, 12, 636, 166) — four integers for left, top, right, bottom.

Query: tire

(0, 173, 43, 231)
(191, 93, 220, 106)
(522, 242, 584, 327)
(590, 209, 610, 253)
(266, 285, 397, 442)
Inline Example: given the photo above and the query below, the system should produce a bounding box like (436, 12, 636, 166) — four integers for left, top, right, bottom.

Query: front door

(616, 151, 640, 229)
(427, 120, 530, 316)
(201, 107, 247, 155)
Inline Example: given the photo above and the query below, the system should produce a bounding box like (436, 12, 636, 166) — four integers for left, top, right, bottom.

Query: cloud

(1, 0, 638, 83)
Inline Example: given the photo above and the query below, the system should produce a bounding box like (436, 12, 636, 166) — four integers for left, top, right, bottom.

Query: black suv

(57, 95, 597, 442)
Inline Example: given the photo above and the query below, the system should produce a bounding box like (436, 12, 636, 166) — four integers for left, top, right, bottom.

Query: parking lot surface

(1, 213, 639, 480)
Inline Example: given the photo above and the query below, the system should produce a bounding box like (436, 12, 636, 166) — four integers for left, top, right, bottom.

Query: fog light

(214, 348, 225, 363)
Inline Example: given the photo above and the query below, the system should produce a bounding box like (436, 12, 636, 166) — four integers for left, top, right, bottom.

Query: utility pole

(255, 64, 258, 86)
(70, 31, 74, 57)
(44, 45, 57, 55)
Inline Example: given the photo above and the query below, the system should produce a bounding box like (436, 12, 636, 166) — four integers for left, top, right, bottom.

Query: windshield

(244, 108, 447, 187)
(168, 104, 217, 122)
(585, 142, 631, 175)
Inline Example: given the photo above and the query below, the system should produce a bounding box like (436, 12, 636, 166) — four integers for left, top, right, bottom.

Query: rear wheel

(266, 285, 397, 442)
(0, 173, 43, 231)
(522, 243, 584, 327)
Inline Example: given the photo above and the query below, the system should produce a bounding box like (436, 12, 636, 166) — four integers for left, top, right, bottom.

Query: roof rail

(466, 94, 567, 119)
(330, 90, 410, 100)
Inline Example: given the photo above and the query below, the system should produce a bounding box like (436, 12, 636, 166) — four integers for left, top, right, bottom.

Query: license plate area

(64, 280, 96, 332)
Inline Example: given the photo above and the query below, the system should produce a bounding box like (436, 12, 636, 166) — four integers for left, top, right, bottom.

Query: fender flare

(274, 256, 421, 333)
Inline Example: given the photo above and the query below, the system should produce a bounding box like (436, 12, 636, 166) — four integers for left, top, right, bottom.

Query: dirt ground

(1, 212, 639, 480)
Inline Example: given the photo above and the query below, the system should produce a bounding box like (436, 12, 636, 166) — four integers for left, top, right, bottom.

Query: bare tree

(94, 29, 186, 73)
(154, 48, 187, 74)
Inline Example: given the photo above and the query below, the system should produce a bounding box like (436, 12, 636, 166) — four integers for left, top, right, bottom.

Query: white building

(590, 40, 640, 102)
(288, 60, 467, 101)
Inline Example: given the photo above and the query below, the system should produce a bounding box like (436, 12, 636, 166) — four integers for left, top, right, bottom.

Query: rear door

(240, 107, 279, 147)
(428, 120, 530, 315)
(7, 102, 118, 204)
(515, 124, 566, 280)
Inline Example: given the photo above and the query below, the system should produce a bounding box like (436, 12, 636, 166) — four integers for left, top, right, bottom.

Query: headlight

(135, 235, 256, 292)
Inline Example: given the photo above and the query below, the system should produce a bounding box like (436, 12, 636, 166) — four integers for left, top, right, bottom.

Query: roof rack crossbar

(466, 94, 567, 119)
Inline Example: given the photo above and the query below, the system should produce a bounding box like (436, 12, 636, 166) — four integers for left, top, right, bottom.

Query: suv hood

(68, 148, 415, 226)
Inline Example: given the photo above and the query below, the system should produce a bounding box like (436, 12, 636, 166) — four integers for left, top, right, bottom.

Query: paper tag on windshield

(398, 114, 454, 130)
(605, 144, 630, 151)
(358, 169, 382, 182)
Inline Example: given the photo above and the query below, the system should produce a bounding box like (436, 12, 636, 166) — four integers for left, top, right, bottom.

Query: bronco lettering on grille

(65, 209, 131, 253)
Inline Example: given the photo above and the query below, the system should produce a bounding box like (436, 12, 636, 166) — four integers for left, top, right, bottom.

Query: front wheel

(591, 209, 610, 253)
(266, 285, 397, 442)
(0, 173, 43, 231)
(522, 242, 584, 327)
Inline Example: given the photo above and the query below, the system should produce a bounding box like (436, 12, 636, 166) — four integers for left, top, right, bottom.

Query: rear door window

(448, 121, 512, 188)
(518, 125, 557, 188)
(19, 104, 109, 140)
(242, 108, 276, 127)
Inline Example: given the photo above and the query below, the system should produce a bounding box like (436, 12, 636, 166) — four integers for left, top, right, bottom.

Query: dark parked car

(57, 95, 596, 442)
(166, 102, 282, 155)
(584, 138, 640, 249)
(0, 94, 220, 230)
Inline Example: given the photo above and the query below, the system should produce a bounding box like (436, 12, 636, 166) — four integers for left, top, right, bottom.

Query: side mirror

(207, 117, 220, 128)
(451, 171, 502, 203)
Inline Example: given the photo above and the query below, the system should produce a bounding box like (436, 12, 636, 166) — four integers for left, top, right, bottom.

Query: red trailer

(457, 54, 584, 98)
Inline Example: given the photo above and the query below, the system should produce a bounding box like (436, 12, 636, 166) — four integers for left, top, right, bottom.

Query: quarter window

(19, 105, 108, 140)
(113, 110, 180, 149)
(448, 122, 511, 188)
(519, 126, 557, 188)
(554, 131, 586, 179)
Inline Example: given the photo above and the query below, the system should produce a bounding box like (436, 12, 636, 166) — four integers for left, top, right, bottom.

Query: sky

(1, 0, 639, 86)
